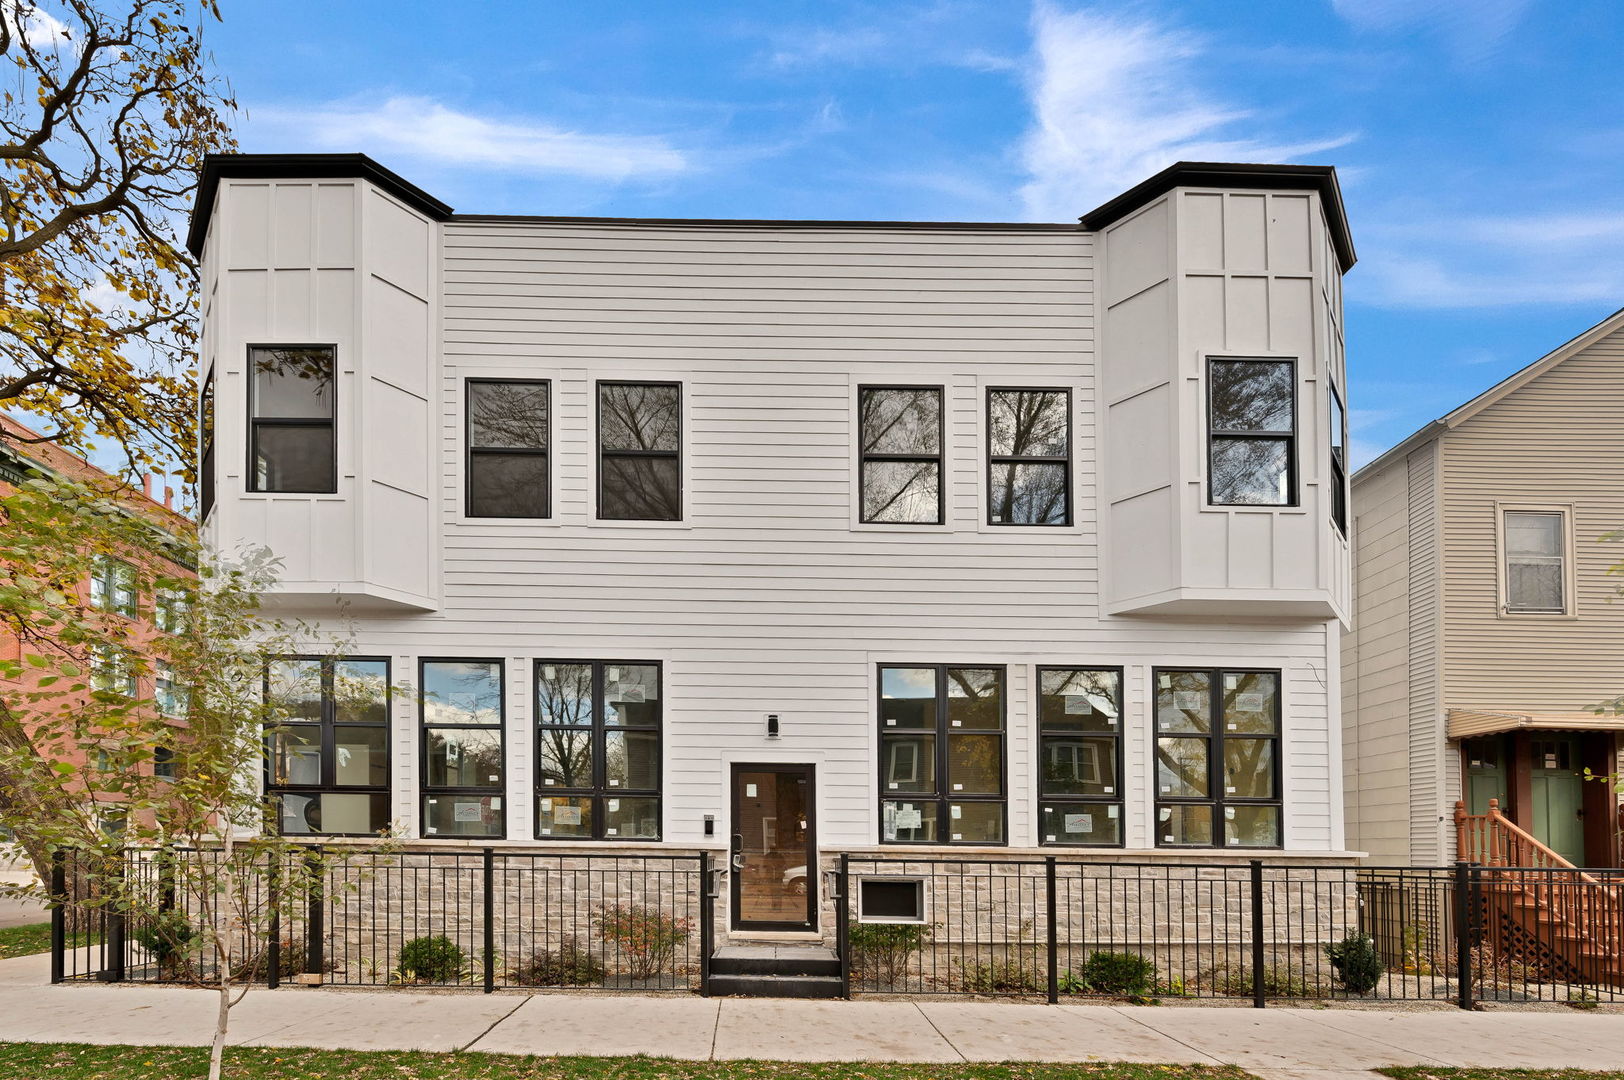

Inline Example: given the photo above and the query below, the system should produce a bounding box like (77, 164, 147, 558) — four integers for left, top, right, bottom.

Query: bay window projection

(1504, 510, 1567, 614)
(597, 382, 681, 521)
(1154, 669, 1281, 848)
(265, 657, 391, 836)
(535, 661, 661, 840)
(1037, 667, 1123, 846)
(249, 345, 336, 493)
(879, 665, 1004, 844)
(1207, 358, 1296, 506)
(987, 388, 1070, 525)
(466, 379, 550, 518)
(420, 660, 506, 838)
(859, 387, 943, 524)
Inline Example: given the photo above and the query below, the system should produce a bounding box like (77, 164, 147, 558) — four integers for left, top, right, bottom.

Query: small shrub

(1078, 950, 1157, 996)
(132, 911, 195, 977)
(1326, 932, 1384, 995)
(1400, 923, 1435, 975)
(1568, 989, 1599, 1010)
(395, 935, 465, 982)
(848, 922, 929, 988)
(509, 936, 605, 987)
(954, 954, 1044, 995)
(593, 903, 691, 980)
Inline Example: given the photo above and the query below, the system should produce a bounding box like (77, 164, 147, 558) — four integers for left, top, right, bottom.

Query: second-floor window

(598, 382, 681, 521)
(467, 379, 550, 518)
(878, 664, 1004, 844)
(90, 646, 137, 697)
(420, 659, 505, 838)
(988, 388, 1070, 525)
(249, 345, 336, 494)
(1504, 510, 1568, 614)
(1208, 358, 1295, 506)
(535, 661, 662, 840)
(200, 369, 216, 519)
(266, 657, 390, 836)
(1329, 385, 1348, 535)
(860, 386, 943, 524)
(89, 556, 137, 617)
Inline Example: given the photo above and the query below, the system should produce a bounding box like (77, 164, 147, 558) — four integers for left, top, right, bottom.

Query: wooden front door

(1529, 736, 1585, 864)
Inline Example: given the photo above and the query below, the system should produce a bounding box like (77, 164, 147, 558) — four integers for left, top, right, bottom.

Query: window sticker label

(950, 805, 962, 819)
(1107, 805, 1119, 818)
(894, 807, 923, 830)
(1174, 691, 1204, 711)
(554, 805, 581, 825)
(746, 783, 757, 798)
(453, 802, 482, 823)
(607, 799, 620, 812)
(1064, 813, 1092, 834)
(1236, 692, 1265, 713)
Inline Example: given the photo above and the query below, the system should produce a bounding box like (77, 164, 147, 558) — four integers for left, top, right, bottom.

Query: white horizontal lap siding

(295, 219, 1341, 852)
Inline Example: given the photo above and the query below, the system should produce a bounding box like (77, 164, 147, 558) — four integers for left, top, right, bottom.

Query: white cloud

(1016, 4, 1355, 221)
(6, 4, 70, 48)
(1329, 0, 1532, 63)
(249, 96, 689, 181)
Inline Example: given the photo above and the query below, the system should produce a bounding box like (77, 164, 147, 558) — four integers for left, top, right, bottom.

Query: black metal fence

(51, 848, 1624, 1008)
(52, 846, 712, 994)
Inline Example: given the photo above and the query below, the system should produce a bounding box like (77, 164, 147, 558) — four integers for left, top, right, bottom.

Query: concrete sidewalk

(1, 953, 1622, 1075)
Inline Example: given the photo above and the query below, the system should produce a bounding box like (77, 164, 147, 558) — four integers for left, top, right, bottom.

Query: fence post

(1249, 859, 1265, 1009)
(101, 854, 125, 984)
(1454, 860, 1474, 1011)
(49, 849, 65, 985)
(482, 848, 495, 994)
(266, 855, 281, 990)
(837, 852, 850, 999)
(304, 847, 324, 977)
(698, 851, 713, 998)
(1045, 856, 1059, 1004)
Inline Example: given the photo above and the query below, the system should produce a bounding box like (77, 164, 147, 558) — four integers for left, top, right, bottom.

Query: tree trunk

(210, 966, 229, 1080)
(0, 699, 85, 882)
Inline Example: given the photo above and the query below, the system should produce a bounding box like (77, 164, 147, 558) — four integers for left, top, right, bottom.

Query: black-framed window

(419, 659, 505, 838)
(1504, 510, 1567, 614)
(535, 660, 661, 841)
(1208, 358, 1296, 506)
(1037, 667, 1122, 846)
(1154, 668, 1281, 848)
(878, 664, 1004, 844)
(89, 556, 138, 617)
(597, 381, 681, 520)
(859, 386, 943, 524)
(249, 345, 336, 493)
(1329, 384, 1347, 535)
(988, 388, 1070, 526)
(467, 379, 550, 518)
(200, 368, 216, 519)
(265, 656, 390, 837)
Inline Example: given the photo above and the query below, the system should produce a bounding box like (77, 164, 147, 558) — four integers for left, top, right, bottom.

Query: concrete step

(711, 944, 840, 978)
(708, 972, 843, 998)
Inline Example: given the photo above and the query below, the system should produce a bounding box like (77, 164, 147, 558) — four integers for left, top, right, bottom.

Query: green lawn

(1383, 1065, 1624, 1071)
(0, 1044, 1253, 1080)
(0, 922, 52, 960)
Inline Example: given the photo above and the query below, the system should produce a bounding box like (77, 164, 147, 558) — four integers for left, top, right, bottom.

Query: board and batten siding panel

(280, 219, 1342, 852)
(1406, 442, 1444, 863)
(1343, 454, 1415, 861)
(1442, 331, 1624, 711)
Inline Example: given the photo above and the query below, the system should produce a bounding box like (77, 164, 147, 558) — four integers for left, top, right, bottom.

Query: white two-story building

(191, 153, 1356, 934)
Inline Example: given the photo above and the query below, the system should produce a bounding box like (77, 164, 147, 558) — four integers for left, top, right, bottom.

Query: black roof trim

(1079, 161, 1356, 272)
(452, 213, 1081, 232)
(187, 154, 454, 256)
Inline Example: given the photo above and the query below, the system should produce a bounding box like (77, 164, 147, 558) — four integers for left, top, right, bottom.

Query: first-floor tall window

(535, 660, 662, 840)
(1037, 667, 1123, 846)
(1154, 668, 1281, 848)
(878, 664, 1004, 844)
(266, 656, 390, 836)
(420, 659, 506, 838)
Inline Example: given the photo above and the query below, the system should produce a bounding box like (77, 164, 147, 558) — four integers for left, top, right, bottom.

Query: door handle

(731, 832, 744, 871)
(732, 852, 745, 870)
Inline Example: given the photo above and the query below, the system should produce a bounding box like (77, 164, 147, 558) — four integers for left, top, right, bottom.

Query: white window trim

(586, 372, 693, 531)
(1195, 349, 1311, 517)
(1496, 501, 1579, 619)
(847, 373, 957, 533)
(450, 368, 565, 529)
(972, 372, 1085, 536)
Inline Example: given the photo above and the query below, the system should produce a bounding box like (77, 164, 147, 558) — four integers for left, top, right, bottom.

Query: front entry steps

(709, 944, 842, 998)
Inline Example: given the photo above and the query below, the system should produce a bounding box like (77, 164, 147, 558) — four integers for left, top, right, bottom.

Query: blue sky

(212, 0, 1624, 467)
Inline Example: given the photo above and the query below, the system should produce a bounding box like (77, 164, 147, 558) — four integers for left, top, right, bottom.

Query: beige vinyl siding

(1441, 329, 1624, 712)
(1406, 443, 1444, 862)
(1343, 453, 1424, 862)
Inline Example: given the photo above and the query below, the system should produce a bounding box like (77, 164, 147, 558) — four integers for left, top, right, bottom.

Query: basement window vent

(858, 877, 925, 923)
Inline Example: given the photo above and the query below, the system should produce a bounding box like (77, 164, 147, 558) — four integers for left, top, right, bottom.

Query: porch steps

(709, 945, 841, 998)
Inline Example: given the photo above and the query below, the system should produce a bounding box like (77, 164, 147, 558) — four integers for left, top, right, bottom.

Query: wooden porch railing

(1454, 798, 1577, 869)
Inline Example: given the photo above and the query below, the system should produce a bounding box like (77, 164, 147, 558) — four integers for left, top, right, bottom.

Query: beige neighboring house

(1345, 306, 1624, 870)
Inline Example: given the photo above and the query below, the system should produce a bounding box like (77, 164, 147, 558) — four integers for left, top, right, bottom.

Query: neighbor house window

(988, 388, 1070, 525)
(154, 661, 186, 718)
(1208, 358, 1296, 506)
(200, 368, 216, 519)
(1504, 510, 1567, 614)
(420, 659, 505, 838)
(1329, 385, 1348, 535)
(860, 387, 943, 524)
(878, 665, 1004, 844)
(534, 661, 662, 840)
(266, 657, 390, 837)
(154, 587, 187, 634)
(249, 345, 336, 493)
(1154, 669, 1281, 848)
(597, 381, 681, 520)
(89, 557, 138, 617)
(90, 646, 137, 697)
(1037, 667, 1123, 846)
(153, 745, 176, 781)
(466, 379, 549, 518)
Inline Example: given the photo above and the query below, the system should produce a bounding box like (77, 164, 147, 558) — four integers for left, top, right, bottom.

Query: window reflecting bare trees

(1208, 359, 1294, 506)
(860, 387, 942, 523)
(598, 382, 681, 520)
(989, 389, 1070, 525)
(249, 346, 336, 493)
(467, 379, 549, 517)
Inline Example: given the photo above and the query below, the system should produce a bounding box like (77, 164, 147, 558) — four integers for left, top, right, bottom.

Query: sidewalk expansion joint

(911, 1001, 968, 1062)
(460, 994, 531, 1053)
